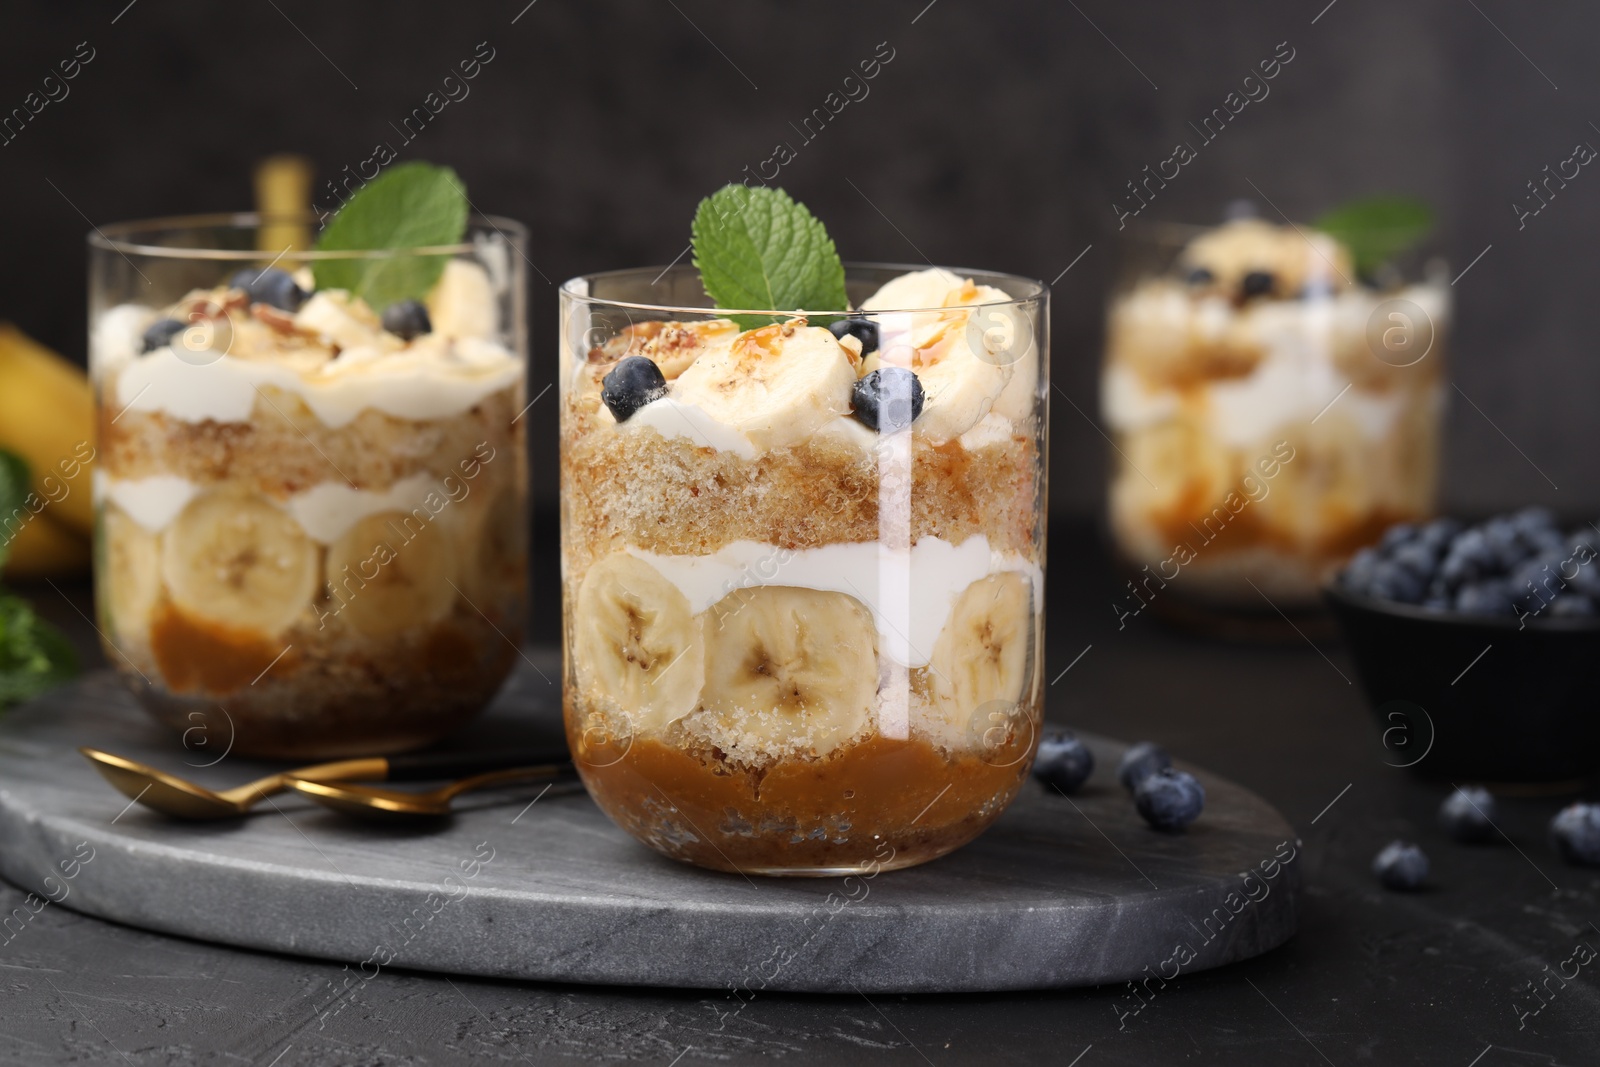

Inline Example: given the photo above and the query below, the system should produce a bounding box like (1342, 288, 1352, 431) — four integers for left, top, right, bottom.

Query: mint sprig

(692, 185, 847, 327)
(0, 448, 77, 712)
(313, 162, 469, 310)
(1314, 195, 1434, 277)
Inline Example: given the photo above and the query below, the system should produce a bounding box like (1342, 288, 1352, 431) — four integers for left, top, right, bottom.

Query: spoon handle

(382, 747, 571, 782)
(441, 763, 580, 800)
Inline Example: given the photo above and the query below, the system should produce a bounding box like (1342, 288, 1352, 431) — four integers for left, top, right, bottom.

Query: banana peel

(0, 323, 95, 535)
(2, 510, 90, 579)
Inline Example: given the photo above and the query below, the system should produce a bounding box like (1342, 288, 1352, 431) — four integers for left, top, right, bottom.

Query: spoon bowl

(79, 747, 385, 820)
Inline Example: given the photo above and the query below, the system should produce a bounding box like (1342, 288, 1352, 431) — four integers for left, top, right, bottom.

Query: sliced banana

(325, 511, 456, 639)
(102, 504, 162, 641)
(640, 318, 738, 380)
(696, 586, 877, 758)
(160, 493, 319, 637)
(926, 572, 1035, 741)
(293, 291, 383, 351)
(669, 320, 855, 451)
(426, 259, 497, 340)
(573, 553, 705, 733)
(914, 332, 1012, 443)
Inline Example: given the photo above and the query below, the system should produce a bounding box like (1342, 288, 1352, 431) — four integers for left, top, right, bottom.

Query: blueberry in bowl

(1325, 511, 1600, 784)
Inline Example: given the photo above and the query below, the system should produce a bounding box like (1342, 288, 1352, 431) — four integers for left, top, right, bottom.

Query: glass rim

(561, 262, 1047, 317)
(87, 211, 527, 261)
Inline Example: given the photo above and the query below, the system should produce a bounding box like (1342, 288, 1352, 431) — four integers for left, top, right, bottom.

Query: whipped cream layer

(97, 471, 447, 544)
(1104, 282, 1448, 447)
(627, 535, 1042, 669)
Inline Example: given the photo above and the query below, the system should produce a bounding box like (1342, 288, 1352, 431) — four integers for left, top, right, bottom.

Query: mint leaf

(1314, 195, 1434, 277)
(0, 450, 31, 571)
(692, 185, 847, 327)
(313, 162, 469, 310)
(0, 592, 76, 711)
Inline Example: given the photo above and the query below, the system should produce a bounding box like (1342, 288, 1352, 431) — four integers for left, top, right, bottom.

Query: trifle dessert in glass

(89, 170, 527, 758)
(1103, 209, 1448, 627)
(561, 209, 1046, 874)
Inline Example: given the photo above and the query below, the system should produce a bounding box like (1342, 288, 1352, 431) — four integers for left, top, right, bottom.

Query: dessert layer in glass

(1103, 219, 1448, 610)
(91, 224, 527, 758)
(561, 266, 1046, 873)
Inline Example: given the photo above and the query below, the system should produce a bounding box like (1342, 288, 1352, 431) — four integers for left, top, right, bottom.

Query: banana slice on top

(103, 504, 162, 642)
(927, 572, 1035, 739)
(160, 493, 319, 638)
(670, 320, 856, 451)
(573, 553, 705, 733)
(698, 586, 877, 758)
(326, 511, 457, 639)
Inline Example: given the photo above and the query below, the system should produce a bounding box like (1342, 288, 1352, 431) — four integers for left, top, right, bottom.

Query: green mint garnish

(692, 185, 847, 327)
(1314, 195, 1434, 277)
(313, 162, 469, 310)
(0, 449, 77, 711)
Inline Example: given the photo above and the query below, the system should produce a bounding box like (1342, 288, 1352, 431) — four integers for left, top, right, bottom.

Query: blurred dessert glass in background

(1103, 206, 1449, 633)
(89, 212, 528, 757)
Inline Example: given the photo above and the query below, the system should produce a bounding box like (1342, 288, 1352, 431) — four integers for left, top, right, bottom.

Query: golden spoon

(79, 746, 569, 821)
(285, 762, 578, 820)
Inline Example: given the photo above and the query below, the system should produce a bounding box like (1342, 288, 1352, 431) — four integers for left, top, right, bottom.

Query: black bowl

(1324, 584, 1600, 784)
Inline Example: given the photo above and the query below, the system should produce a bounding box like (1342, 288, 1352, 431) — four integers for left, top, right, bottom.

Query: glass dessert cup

(89, 214, 529, 758)
(1102, 218, 1449, 634)
(560, 264, 1047, 875)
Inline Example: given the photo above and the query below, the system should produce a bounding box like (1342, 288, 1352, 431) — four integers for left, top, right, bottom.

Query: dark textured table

(4, 520, 1596, 1066)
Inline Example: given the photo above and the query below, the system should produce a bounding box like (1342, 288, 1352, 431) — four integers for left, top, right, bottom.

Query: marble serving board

(0, 657, 1301, 993)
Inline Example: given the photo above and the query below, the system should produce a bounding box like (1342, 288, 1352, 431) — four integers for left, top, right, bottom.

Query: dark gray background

(0, 0, 1592, 518)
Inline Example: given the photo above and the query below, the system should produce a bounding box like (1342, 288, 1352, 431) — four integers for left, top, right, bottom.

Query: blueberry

(1239, 270, 1276, 299)
(600, 356, 667, 422)
(1418, 517, 1464, 553)
(1379, 523, 1418, 552)
(232, 267, 307, 311)
(381, 299, 432, 341)
(828, 316, 879, 356)
(1439, 530, 1494, 589)
(1367, 560, 1426, 604)
(1550, 803, 1600, 866)
(1547, 593, 1597, 618)
(1341, 547, 1381, 591)
(1511, 506, 1559, 535)
(1185, 266, 1215, 286)
(1372, 840, 1429, 890)
(140, 317, 187, 353)
(1455, 580, 1515, 617)
(1118, 741, 1172, 792)
(1482, 518, 1527, 570)
(851, 367, 924, 433)
(1439, 785, 1498, 843)
(1134, 768, 1205, 831)
(1033, 730, 1095, 795)
(1390, 541, 1438, 580)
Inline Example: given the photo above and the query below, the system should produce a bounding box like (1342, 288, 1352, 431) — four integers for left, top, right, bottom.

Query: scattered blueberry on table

(1134, 768, 1205, 831)
(1550, 803, 1600, 867)
(1117, 741, 1172, 792)
(601, 355, 668, 422)
(1438, 786, 1498, 844)
(1338, 509, 1600, 620)
(1032, 730, 1094, 794)
(1372, 841, 1429, 891)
